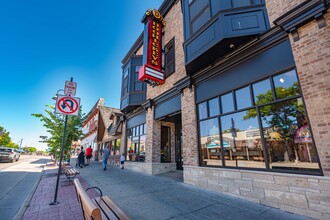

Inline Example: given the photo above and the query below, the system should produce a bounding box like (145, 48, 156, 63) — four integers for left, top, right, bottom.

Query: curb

(13, 166, 46, 220)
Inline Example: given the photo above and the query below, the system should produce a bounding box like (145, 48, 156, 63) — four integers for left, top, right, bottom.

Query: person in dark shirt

(78, 146, 85, 168)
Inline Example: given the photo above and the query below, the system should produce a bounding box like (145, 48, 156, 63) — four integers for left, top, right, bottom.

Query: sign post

(50, 77, 79, 206)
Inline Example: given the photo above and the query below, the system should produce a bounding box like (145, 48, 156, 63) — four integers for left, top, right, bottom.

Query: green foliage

(32, 104, 85, 160)
(0, 126, 19, 148)
(23, 146, 37, 153)
(244, 82, 304, 138)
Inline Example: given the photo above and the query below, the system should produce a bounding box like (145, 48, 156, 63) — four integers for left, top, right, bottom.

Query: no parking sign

(55, 95, 80, 116)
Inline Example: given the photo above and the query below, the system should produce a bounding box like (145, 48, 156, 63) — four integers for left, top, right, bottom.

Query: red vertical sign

(138, 9, 165, 86)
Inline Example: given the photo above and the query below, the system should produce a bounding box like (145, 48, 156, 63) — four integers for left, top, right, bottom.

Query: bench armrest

(86, 187, 103, 196)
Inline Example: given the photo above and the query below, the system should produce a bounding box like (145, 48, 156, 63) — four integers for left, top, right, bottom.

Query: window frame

(196, 69, 322, 175)
(164, 37, 176, 77)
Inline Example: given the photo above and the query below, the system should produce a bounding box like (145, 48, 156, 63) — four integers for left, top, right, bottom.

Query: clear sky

(0, 0, 163, 150)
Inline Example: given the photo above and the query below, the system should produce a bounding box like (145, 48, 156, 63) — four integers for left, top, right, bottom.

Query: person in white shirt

(120, 153, 125, 170)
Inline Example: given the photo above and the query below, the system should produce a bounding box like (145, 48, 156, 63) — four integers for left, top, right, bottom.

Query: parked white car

(0, 147, 21, 162)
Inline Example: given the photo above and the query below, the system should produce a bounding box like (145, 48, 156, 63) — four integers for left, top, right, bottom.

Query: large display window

(126, 123, 146, 162)
(198, 69, 321, 174)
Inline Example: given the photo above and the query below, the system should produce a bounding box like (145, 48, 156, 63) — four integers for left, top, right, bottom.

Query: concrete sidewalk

(21, 158, 308, 219)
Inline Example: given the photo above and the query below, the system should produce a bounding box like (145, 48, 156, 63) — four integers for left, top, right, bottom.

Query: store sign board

(138, 9, 165, 86)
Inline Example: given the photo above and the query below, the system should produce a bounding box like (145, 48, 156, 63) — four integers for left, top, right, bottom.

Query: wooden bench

(109, 155, 120, 167)
(60, 165, 80, 186)
(74, 178, 130, 220)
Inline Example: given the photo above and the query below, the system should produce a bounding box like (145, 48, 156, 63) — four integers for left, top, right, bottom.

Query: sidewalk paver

(21, 162, 97, 220)
(21, 158, 308, 220)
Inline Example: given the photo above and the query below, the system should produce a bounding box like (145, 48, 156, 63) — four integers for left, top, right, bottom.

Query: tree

(32, 104, 85, 162)
(244, 82, 304, 161)
(23, 146, 37, 153)
(0, 126, 19, 148)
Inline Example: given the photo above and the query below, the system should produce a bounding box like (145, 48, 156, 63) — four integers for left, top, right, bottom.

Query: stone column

(181, 86, 199, 166)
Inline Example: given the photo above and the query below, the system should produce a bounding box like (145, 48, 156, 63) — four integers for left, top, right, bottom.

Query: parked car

(0, 147, 21, 162)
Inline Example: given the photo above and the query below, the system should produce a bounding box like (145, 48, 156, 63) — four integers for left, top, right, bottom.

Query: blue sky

(0, 0, 163, 150)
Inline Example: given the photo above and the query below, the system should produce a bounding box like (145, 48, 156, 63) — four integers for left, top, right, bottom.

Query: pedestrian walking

(120, 153, 125, 170)
(102, 146, 110, 171)
(78, 146, 85, 168)
(85, 145, 93, 166)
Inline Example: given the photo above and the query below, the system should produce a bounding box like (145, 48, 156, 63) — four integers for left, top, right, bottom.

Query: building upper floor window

(189, 0, 211, 35)
(122, 69, 129, 97)
(134, 65, 143, 91)
(164, 38, 175, 77)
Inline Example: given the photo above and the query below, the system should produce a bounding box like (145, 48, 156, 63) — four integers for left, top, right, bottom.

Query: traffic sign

(55, 95, 80, 116)
(64, 81, 77, 96)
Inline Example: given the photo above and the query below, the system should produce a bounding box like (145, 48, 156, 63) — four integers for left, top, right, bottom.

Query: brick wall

(181, 86, 199, 166)
(145, 107, 161, 163)
(266, 0, 306, 26)
(288, 12, 330, 175)
(147, 0, 185, 99)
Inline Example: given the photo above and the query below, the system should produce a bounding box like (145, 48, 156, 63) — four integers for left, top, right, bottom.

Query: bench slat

(101, 196, 131, 220)
(74, 179, 102, 220)
(74, 179, 130, 220)
(93, 197, 118, 220)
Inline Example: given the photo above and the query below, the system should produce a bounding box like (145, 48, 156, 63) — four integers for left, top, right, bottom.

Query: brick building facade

(119, 0, 330, 218)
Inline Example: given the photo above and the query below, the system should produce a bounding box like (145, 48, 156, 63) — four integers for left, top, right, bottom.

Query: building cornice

(274, 0, 328, 41)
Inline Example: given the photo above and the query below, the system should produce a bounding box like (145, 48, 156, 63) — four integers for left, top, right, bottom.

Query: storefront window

(198, 101, 208, 119)
(221, 111, 264, 168)
(200, 118, 222, 166)
(273, 69, 300, 99)
(260, 98, 319, 172)
(252, 79, 272, 105)
(235, 86, 252, 110)
(126, 123, 146, 162)
(209, 97, 220, 117)
(197, 69, 321, 174)
(221, 92, 234, 113)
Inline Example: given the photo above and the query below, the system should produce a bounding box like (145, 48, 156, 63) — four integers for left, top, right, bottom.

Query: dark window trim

(189, 0, 211, 35)
(164, 37, 176, 77)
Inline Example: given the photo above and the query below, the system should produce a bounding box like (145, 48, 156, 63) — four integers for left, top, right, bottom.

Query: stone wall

(125, 161, 176, 175)
(287, 11, 330, 175)
(184, 166, 330, 219)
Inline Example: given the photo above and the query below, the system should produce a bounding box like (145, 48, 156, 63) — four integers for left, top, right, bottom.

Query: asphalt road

(0, 155, 50, 220)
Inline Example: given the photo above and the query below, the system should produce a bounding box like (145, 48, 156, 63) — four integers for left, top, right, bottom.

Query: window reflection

(252, 79, 272, 105)
(221, 111, 265, 168)
(126, 123, 146, 162)
(273, 70, 300, 99)
(235, 86, 252, 109)
(209, 97, 220, 117)
(198, 101, 208, 119)
(200, 118, 222, 166)
(221, 92, 234, 113)
(197, 69, 321, 174)
(260, 98, 319, 172)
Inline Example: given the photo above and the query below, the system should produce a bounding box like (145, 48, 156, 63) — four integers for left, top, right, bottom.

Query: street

(0, 155, 50, 220)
